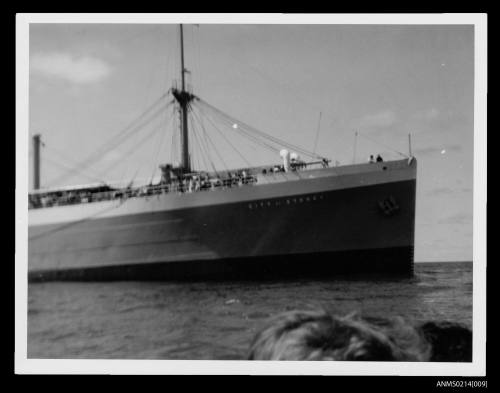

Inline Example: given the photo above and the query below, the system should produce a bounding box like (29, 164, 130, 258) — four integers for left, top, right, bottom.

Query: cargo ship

(28, 25, 417, 281)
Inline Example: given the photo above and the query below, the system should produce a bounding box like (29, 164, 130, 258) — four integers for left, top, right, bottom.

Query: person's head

(248, 309, 471, 361)
(419, 321, 472, 362)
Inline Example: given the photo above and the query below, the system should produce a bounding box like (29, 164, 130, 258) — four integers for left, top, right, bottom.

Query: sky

(27, 22, 475, 262)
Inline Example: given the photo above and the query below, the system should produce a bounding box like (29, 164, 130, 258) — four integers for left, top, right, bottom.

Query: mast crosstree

(169, 23, 330, 174)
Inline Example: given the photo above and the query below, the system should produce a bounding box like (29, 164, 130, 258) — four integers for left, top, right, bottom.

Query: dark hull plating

(28, 246, 414, 282)
(28, 172, 416, 281)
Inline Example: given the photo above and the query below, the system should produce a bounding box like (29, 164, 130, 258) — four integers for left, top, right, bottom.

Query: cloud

(31, 52, 112, 84)
(410, 108, 473, 136)
(413, 144, 462, 156)
(413, 108, 440, 122)
(354, 110, 398, 130)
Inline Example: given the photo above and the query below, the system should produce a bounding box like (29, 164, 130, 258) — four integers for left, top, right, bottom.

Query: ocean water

(27, 262, 472, 360)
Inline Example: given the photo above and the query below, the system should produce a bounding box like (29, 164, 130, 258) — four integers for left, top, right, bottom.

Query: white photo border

(15, 13, 487, 375)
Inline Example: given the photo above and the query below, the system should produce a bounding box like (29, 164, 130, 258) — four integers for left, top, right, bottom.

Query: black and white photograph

(15, 13, 487, 376)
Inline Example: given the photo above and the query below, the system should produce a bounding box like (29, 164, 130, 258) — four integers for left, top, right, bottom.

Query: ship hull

(28, 159, 417, 281)
(28, 247, 414, 282)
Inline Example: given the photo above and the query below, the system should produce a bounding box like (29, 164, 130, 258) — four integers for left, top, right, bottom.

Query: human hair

(418, 321, 472, 362)
(248, 309, 471, 362)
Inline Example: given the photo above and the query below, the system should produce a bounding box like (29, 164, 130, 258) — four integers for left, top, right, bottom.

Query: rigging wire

(51, 94, 171, 179)
(170, 105, 179, 165)
(204, 106, 278, 154)
(94, 93, 171, 155)
(208, 112, 281, 156)
(196, 98, 325, 160)
(148, 110, 171, 184)
(96, 98, 174, 160)
(188, 110, 219, 176)
(313, 111, 322, 155)
(195, 100, 306, 178)
(43, 156, 106, 185)
(194, 101, 280, 157)
(191, 105, 252, 168)
(94, 109, 171, 180)
(188, 105, 228, 172)
(194, 99, 337, 179)
(188, 111, 215, 174)
(47, 97, 173, 186)
(189, 115, 206, 173)
(353, 131, 358, 164)
(357, 132, 409, 158)
(194, 25, 204, 97)
(43, 144, 103, 180)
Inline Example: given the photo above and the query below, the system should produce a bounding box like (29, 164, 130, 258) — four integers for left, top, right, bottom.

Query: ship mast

(33, 134, 41, 190)
(171, 24, 195, 173)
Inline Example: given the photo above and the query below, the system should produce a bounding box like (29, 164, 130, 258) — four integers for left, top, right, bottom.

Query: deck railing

(28, 159, 332, 210)
(28, 175, 258, 209)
